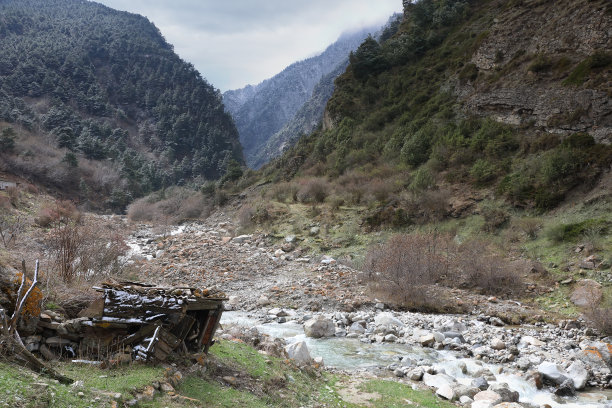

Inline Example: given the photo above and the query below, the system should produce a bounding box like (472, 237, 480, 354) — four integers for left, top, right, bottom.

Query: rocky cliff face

(456, 0, 611, 143)
(223, 27, 376, 168)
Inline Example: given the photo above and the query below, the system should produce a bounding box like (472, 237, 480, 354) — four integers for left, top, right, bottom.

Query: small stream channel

(221, 311, 612, 408)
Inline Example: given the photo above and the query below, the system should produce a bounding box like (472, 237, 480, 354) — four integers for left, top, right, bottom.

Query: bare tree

(0, 260, 73, 384)
(0, 213, 26, 248)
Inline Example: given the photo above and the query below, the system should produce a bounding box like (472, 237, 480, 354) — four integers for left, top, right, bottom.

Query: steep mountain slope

(0, 0, 242, 209)
(250, 60, 350, 169)
(269, 0, 611, 213)
(223, 27, 377, 169)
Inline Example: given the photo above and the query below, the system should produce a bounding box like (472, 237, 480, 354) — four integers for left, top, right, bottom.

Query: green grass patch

(179, 377, 270, 408)
(544, 218, 611, 243)
(59, 363, 164, 395)
(0, 362, 102, 408)
(361, 380, 457, 408)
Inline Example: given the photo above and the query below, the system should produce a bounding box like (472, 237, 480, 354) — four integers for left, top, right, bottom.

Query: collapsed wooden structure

(86, 282, 227, 361)
(28, 281, 227, 363)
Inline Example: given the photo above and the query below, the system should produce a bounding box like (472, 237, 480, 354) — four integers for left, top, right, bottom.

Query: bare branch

(9, 260, 39, 334)
(0, 308, 9, 337)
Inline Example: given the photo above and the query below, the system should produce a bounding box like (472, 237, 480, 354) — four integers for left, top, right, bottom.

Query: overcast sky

(94, 0, 402, 92)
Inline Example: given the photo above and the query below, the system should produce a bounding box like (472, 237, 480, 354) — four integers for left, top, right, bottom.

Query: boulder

(537, 361, 569, 385)
(256, 295, 271, 306)
(471, 401, 494, 408)
(567, 360, 588, 390)
(471, 377, 489, 391)
(284, 341, 312, 365)
(408, 368, 424, 381)
(423, 373, 456, 389)
(452, 385, 479, 399)
(419, 333, 436, 347)
(349, 322, 366, 334)
(443, 331, 466, 343)
(473, 390, 502, 405)
(554, 378, 576, 396)
(570, 279, 602, 307)
(304, 316, 335, 338)
(436, 384, 456, 401)
(492, 403, 524, 408)
(519, 335, 544, 347)
(231, 235, 251, 244)
(374, 312, 403, 327)
(489, 383, 519, 402)
(491, 338, 506, 350)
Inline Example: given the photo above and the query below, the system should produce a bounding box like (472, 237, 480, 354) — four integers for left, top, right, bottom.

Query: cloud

(94, 0, 402, 91)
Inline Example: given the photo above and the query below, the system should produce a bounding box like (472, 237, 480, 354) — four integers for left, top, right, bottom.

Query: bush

(585, 306, 612, 336)
(268, 182, 298, 203)
(237, 204, 255, 229)
(127, 187, 211, 223)
(457, 240, 523, 295)
(363, 234, 451, 309)
(297, 179, 328, 203)
(528, 54, 553, 73)
(470, 159, 497, 184)
(515, 217, 542, 240)
(363, 233, 523, 309)
(409, 167, 435, 193)
(480, 200, 511, 232)
(545, 219, 610, 243)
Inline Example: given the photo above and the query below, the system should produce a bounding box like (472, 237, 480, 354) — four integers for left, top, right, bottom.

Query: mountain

(223, 26, 381, 169)
(0, 0, 242, 209)
(268, 0, 611, 213)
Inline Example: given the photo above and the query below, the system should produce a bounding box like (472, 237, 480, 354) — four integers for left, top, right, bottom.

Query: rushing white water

(221, 311, 612, 408)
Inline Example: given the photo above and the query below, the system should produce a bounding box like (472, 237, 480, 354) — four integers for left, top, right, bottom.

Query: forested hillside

(0, 0, 242, 209)
(267, 0, 612, 215)
(223, 27, 377, 169)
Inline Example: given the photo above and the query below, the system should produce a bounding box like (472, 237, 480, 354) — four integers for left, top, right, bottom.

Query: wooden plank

(173, 314, 196, 341)
(203, 308, 223, 354)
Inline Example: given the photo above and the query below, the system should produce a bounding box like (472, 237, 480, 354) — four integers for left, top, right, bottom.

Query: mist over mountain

(223, 26, 385, 169)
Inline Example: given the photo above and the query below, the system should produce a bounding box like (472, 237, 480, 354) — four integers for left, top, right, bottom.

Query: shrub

(268, 182, 298, 203)
(237, 204, 255, 229)
(480, 200, 511, 232)
(457, 240, 523, 295)
(408, 167, 435, 193)
(363, 234, 451, 309)
(545, 219, 610, 243)
(470, 159, 497, 184)
(528, 54, 553, 73)
(365, 179, 395, 204)
(585, 306, 612, 336)
(297, 179, 328, 203)
(515, 217, 542, 240)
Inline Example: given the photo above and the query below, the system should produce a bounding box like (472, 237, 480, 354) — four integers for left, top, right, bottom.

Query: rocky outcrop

(457, 0, 612, 143)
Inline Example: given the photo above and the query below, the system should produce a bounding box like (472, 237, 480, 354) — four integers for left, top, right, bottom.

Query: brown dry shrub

(363, 233, 453, 310)
(268, 182, 298, 203)
(6, 186, 20, 206)
(363, 233, 523, 310)
(35, 200, 80, 228)
(297, 178, 328, 204)
(127, 187, 211, 224)
(515, 217, 542, 240)
(456, 240, 523, 295)
(584, 306, 612, 336)
(237, 204, 255, 229)
(365, 179, 395, 204)
(418, 189, 450, 222)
